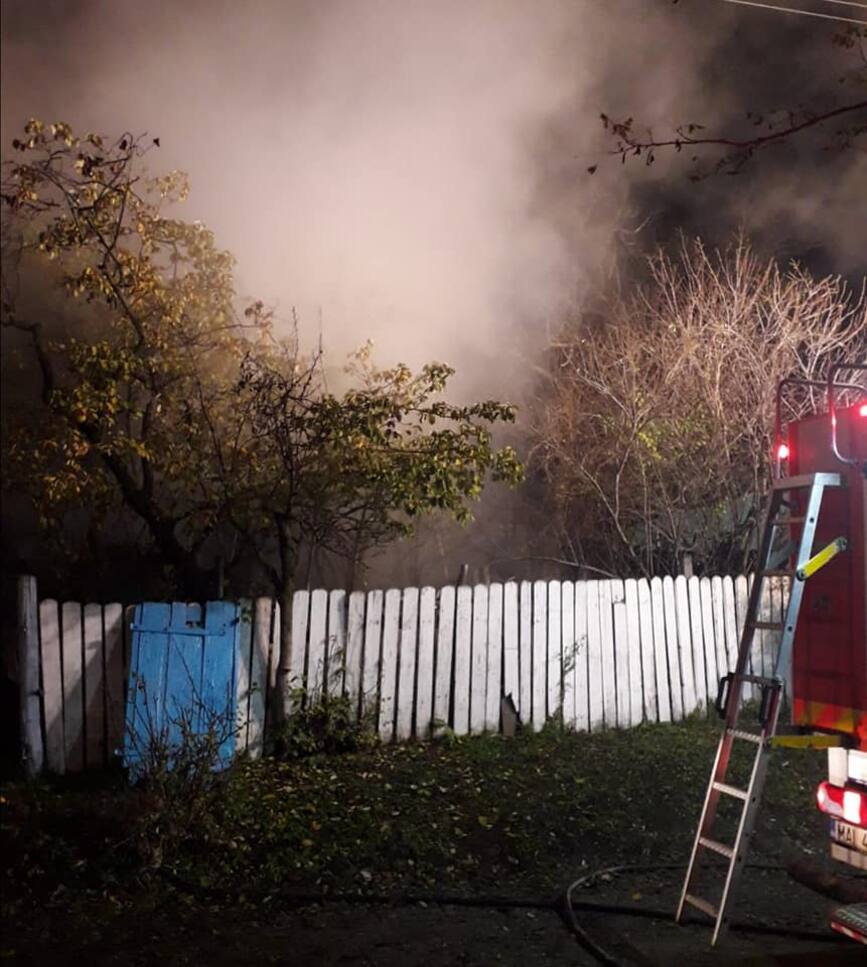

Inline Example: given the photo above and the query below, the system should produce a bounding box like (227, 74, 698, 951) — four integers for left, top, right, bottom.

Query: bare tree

(533, 236, 867, 577)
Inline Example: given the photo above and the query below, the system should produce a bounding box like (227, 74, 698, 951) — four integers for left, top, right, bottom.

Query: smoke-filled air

(2, 0, 865, 594)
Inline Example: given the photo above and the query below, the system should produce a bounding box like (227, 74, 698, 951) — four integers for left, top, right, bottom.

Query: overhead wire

(716, 0, 867, 25)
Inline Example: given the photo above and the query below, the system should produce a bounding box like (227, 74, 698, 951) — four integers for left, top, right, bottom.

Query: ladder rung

(684, 893, 718, 919)
(770, 516, 806, 526)
(758, 569, 795, 579)
(713, 780, 749, 801)
(772, 472, 843, 491)
(740, 674, 780, 687)
(699, 836, 734, 859)
(727, 728, 764, 744)
(750, 620, 784, 631)
(772, 474, 819, 491)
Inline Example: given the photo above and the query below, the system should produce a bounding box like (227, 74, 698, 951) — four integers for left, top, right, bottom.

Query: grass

(2, 716, 828, 927)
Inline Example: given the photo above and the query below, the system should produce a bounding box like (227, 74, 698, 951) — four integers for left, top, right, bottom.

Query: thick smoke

(7, 0, 860, 392)
(2, 0, 864, 586)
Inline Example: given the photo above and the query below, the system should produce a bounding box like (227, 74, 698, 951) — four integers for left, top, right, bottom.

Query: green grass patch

(1, 717, 828, 925)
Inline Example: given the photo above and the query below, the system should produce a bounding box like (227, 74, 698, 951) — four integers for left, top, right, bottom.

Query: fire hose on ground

(161, 859, 866, 966)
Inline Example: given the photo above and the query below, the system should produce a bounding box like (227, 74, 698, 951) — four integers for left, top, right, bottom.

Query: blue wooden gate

(123, 600, 242, 774)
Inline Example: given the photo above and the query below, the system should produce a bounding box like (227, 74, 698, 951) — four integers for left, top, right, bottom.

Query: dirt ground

(7, 861, 865, 966)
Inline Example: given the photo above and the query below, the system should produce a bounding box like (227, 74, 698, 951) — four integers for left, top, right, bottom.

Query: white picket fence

(31, 575, 789, 773)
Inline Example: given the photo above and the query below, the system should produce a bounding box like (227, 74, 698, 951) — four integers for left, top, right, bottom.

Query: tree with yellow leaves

(1, 121, 523, 713)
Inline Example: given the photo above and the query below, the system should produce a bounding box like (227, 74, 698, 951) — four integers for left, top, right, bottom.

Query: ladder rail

(725, 490, 783, 698)
(676, 729, 735, 922)
(677, 488, 782, 928)
(711, 688, 782, 945)
(772, 479, 827, 682)
(676, 472, 846, 946)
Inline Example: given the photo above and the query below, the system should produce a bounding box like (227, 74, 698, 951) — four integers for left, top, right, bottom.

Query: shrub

(124, 679, 240, 869)
(273, 690, 377, 760)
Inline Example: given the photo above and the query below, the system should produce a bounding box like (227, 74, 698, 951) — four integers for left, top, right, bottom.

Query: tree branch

(601, 99, 867, 173)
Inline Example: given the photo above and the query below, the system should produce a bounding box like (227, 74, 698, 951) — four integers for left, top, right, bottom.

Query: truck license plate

(831, 820, 867, 855)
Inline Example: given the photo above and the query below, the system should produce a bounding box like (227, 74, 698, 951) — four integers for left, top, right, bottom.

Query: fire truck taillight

(777, 442, 790, 460)
(817, 781, 867, 826)
(859, 401, 867, 418)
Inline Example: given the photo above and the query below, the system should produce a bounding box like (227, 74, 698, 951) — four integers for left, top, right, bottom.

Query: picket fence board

(609, 581, 626, 726)
(561, 582, 576, 727)
(396, 587, 418, 741)
(486, 584, 503, 733)
(711, 577, 729, 698)
(598, 581, 616, 728)
(327, 590, 346, 700)
(733, 575, 752, 702)
(636, 579, 656, 722)
(612, 595, 629, 728)
(674, 576, 696, 716)
(345, 591, 366, 717)
(362, 590, 383, 723)
(687, 576, 716, 706)
(755, 579, 768, 681)
(531, 581, 546, 730)
(742, 575, 757, 703)
(471, 585, 488, 735)
(307, 589, 328, 703)
(721, 578, 739, 676)
(573, 580, 590, 731)
(624, 586, 635, 725)
(40, 600, 65, 773)
(289, 593, 309, 715)
(433, 586, 455, 731)
(766, 579, 783, 679)
(33, 573, 789, 773)
(747, 574, 761, 693)
(61, 602, 84, 772)
(545, 581, 561, 721)
(502, 582, 519, 705)
(650, 579, 671, 723)
(235, 598, 268, 758)
(586, 582, 604, 730)
(662, 578, 682, 722)
(451, 586, 471, 735)
(379, 589, 401, 741)
(415, 587, 436, 738)
(83, 604, 104, 768)
(518, 581, 532, 722)
(623, 580, 643, 729)
(266, 599, 280, 722)
(103, 603, 125, 762)
(697, 578, 716, 713)
(759, 581, 772, 680)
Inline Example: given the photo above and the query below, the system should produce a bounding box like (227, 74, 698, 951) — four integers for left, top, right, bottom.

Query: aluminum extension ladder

(676, 472, 846, 945)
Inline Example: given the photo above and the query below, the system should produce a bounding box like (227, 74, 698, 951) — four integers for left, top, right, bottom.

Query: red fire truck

(677, 363, 866, 945)
(782, 366, 866, 942)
